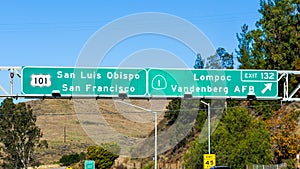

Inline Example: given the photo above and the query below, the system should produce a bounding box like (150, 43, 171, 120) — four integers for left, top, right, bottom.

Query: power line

(0, 102, 285, 116)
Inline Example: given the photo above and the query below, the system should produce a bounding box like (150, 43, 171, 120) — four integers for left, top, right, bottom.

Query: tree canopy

(194, 47, 233, 69)
(235, 0, 300, 164)
(86, 143, 120, 169)
(183, 107, 273, 169)
(266, 104, 300, 164)
(194, 53, 204, 69)
(237, 0, 300, 70)
(0, 98, 45, 169)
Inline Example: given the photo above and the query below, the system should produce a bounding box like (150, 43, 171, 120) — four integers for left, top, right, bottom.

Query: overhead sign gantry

(21, 66, 278, 99)
(1, 66, 299, 101)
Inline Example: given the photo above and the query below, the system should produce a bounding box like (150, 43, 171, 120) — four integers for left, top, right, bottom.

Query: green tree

(184, 107, 273, 169)
(216, 47, 234, 69)
(194, 53, 204, 69)
(205, 53, 222, 69)
(248, 100, 281, 119)
(0, 98, 46, 169)
(183, 140, 207, 169)
(236, 24, 254, 69)
(237, 0, 300, 70)
(213, 107, 273, 168)
(164, 99, 181, 126)
(86, 144, 119, 169)
(204, 47, 233, 69)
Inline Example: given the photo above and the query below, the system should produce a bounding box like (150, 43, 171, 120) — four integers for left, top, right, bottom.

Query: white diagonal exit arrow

(261, 83, 272, 94)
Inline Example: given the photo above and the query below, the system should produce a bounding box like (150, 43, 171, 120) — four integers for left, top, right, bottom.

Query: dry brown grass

(26, 99, 169, 165)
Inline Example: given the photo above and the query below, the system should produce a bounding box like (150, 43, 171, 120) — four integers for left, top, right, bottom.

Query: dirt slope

(27, 99, 169, 165)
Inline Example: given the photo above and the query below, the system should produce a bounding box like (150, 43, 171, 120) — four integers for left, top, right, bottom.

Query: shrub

(142, 161, 154, 169)
(59, 153, 83, 166)
(86, 145, 119, 169)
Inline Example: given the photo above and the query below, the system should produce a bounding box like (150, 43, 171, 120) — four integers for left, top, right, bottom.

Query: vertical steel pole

(208, 103, 211, 154)
(10, 69, 14, 96)
(201, 100, 211, 154)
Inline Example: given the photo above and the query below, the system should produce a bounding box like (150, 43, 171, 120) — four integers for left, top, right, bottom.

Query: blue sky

(0, 0, 261, 95)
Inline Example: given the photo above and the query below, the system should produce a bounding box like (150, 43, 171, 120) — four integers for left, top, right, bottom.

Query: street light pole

(201, 100, 211, 154)
(114, 100, 158, 169)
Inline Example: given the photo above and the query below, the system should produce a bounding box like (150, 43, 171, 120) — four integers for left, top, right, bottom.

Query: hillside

(25, 99, 300, 167)
(27, 99, 169, 165)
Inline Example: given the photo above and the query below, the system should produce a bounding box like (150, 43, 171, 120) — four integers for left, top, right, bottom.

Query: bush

(86, 145, 119, 169)
(59, 153, 84, 166)
(282, 159, 295, 169)
(142, 161, 154, 169)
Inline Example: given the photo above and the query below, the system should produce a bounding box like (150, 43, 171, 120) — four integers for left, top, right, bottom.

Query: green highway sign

(21, 66, 278, 99)
(148, 69, 278, 98)
(84, 160, 95, 169)
(21, 66, 147, 97)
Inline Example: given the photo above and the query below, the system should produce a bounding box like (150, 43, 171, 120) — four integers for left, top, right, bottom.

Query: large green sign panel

(22, 67, 278, 99)
(22, 66, 147, 97)
(148, 69, 278, 98)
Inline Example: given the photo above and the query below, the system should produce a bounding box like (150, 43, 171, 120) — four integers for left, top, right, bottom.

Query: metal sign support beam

(0, 66, 21, 97)
(278, 71, 300, 102)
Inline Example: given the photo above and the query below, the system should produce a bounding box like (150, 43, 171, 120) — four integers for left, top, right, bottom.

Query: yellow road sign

(204, 154, 216, 169)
